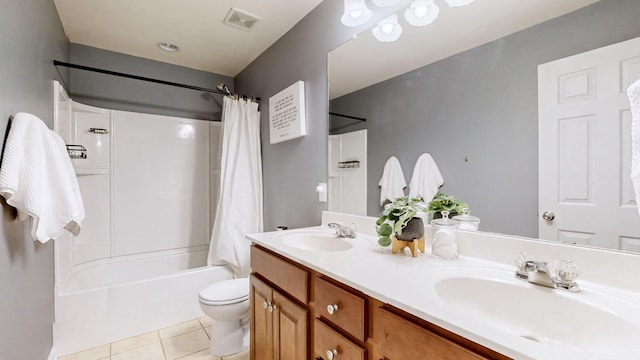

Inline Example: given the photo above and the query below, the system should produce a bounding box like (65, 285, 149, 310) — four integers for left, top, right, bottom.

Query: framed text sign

(269, 81, 306, 144)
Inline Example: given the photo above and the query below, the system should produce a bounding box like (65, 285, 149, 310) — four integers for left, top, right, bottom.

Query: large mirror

(328, 0, 640, 252)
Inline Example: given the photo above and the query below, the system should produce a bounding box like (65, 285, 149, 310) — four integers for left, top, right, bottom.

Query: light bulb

(414, 5, 428, 17)
(404, 0, 439, 27)
(341, 0, 372, 27)
(372, 14, 402, 42)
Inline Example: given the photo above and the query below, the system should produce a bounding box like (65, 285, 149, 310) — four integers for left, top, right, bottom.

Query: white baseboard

(47, 346, 57, 360)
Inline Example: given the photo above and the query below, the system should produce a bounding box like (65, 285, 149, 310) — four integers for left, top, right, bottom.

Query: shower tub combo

(53, 91, 227, 355)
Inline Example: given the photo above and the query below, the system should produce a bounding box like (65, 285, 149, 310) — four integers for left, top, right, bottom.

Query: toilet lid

(199, 277, 250, 305)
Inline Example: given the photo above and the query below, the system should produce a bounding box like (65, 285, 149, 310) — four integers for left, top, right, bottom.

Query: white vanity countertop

(247, 212, 640, 360)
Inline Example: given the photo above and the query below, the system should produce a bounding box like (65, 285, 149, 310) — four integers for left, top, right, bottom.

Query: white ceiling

(53, 0, 599, 91)
(329, 0, 599, 99)
(53, 0, 324, 77)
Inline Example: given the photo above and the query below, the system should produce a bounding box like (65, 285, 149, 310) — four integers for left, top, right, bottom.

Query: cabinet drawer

(314, 277, 366, 341)
(376, 307, 487, 360)
(251, 245, 309, 303)
(314, 319, 366, 360)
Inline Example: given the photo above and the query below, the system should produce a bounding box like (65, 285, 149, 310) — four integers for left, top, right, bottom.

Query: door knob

(542, 211, 555, 221)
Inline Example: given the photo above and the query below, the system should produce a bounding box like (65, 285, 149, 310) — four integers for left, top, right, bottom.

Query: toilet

(199, 277, 250, 356)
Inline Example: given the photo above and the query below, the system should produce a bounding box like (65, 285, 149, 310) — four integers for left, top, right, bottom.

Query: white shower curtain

(207, 96, 263, 278)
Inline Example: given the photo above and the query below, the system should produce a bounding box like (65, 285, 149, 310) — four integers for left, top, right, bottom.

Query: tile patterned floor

(58, 317, 249, 360)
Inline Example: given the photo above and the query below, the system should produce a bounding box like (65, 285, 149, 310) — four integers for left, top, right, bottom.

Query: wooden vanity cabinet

(312, 276, 368, 360)
(314, 277, 367, 341)
(314, 319, 366, 360)
(374, 304, 512, 360)
(250, 246, 309, 360)
(250, 244, 510, 360)
(375, 307, 493, 360)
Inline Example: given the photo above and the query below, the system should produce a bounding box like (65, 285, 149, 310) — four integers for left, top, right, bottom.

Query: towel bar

(89, 128, 109, 134)
(338, 160, 360, 169)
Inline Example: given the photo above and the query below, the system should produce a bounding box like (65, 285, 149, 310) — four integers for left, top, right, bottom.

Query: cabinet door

(314, 277, 366, 341)
(376, 308, 487, 360)
(251, 275, 274, 360)
(273, 288, 308, 360)
(314, 319, 366, 360)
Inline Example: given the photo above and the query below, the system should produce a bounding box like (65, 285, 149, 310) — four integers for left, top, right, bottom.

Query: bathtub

(53, 247, 233, 356)
(52, 106, 230, 356)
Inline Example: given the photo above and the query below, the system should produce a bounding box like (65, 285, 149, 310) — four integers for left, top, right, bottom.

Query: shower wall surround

(55, 100, 221, 293)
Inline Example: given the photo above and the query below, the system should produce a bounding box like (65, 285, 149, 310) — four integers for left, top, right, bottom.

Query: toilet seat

(199, 278, 250, 306)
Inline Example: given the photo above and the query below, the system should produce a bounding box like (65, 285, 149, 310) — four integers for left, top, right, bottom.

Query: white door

(538, 36, 640, 251)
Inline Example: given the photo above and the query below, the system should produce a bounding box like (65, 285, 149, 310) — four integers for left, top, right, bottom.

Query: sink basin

(276, 230, 353, 252)
(432, 267, 640, 356)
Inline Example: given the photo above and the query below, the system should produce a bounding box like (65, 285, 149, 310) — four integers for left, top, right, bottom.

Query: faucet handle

(345, 222, 356, 233)
(555, 259, 579, 284)
(514, 253, 532, 279)
(515, 253, 533, 269)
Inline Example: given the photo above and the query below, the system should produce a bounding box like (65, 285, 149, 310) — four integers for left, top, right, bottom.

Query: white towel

(408, 153, 443, 201)
(627, 78, 640, 216)
(378, 156, 406, 205)
(0, 112, 85, 243)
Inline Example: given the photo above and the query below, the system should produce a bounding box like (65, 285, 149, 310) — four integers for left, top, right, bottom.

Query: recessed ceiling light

(157, 42, 180, 52)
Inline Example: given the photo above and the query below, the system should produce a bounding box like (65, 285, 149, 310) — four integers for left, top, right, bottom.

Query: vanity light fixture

(404, 0, 440, 27)
(157, 42, 180, 52)
(444, 0, 475, 7)
(372, 0, 404, 7)
(341, 0, 373, 27)
(343, 0, 474, 42)
(372, 14, 403, 42)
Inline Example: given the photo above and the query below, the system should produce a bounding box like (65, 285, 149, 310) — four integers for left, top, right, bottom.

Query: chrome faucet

(515, 254, 580, 292)
(327, 222, 356, 238)
(525, 261, 556, 288)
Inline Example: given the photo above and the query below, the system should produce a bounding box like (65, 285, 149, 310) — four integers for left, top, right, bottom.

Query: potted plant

(376, 197, 427, 247)
(427, 193, 469, 220)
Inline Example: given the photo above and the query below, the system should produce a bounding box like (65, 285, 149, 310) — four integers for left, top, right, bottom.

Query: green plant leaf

(378, 223, 392, 236)
(378, 236, 391, 247)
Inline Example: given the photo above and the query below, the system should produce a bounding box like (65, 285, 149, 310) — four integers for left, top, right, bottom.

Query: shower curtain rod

(53, 60, 261, 102)
(329, 112, 366, 122)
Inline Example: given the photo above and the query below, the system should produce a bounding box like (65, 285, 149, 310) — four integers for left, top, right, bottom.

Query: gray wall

(330, 0, 640, 237)
(69, 44, 233, 121)
(0, 0, 69, 359)
(235, 0, 397, 230)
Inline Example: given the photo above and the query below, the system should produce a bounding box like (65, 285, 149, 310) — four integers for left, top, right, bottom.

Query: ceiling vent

(223, 8, 262, 32)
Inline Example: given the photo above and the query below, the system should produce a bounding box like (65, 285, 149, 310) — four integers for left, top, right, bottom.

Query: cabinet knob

(263, 301, 269, 309)
(327, 304, 339, 315)
(326, 349, 338, 359)
(268, 303, 277, 313)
